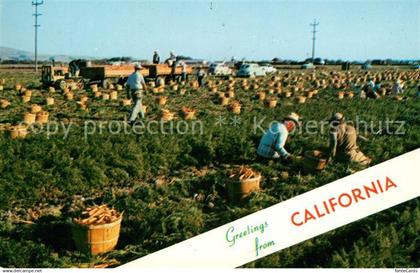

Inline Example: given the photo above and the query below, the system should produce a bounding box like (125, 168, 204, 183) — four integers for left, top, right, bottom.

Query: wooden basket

(283, 91, 292, 98)
(66, 92, 74, 101)
(90, 84, 98, 92)
(230, 102, 241, 114)
(297, 96, 306, 104)
(157, 96, 167, 106)
(46, 97, 55, 106)
(161, 110, 174, 121)
(31, 104, 42, 114)
(0, 99, 10, 109)
(142, 105, 148, 113)
(257, 92, 266, 101)
(77, 102, 88, 110)
(72, 215, 122, 255)
(266, 98, 277, 108)
(190, 81, 199, 89)
(22, 96, 31, 103)
(102, 94, 110, 100)
(110, 91, 118, 100)
(303, 150, 327, 171)
(306, 91, 314, 98)
(80, 96, 89, 103)
(227, 91, 235, 98)
(24, 90, 32, 97)
(36, 111, 49, 124)
(9, 125, 28, 139)
(48, 87, 55, 93)
(227, 174, 261, 201)
(121, 99, 132, 106)
(346, 91, 354, 98)
(219, 97, 229, 106)
(182, 108, 196, 120)
(15, 84, 22, 92)
(337, 91, 345, 99)
(0, 85, 3, 91)
(23, 112, 36, 125)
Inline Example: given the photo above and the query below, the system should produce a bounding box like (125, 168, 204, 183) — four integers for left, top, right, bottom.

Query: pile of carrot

(229, 166, 259, 181)
(74, 204, 121, 226)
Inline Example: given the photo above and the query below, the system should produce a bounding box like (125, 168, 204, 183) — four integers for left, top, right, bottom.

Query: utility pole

(310, 19, 319, 63)
(32, 0, 44, 72)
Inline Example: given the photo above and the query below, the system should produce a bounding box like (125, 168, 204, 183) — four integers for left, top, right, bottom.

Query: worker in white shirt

(126, 64, 147, 125)
(180, 61, 188, 82)
(392, 79, 404, 95)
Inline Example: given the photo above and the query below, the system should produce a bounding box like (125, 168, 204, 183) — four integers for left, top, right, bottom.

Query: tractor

(41, 65, 86, 90)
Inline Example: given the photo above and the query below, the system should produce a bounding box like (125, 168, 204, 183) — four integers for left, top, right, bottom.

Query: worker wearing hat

(257, 112, 301, 160)
(126, 64, 147, 125)
(328, 112, 371, 165)
(392, 79, 404, 95)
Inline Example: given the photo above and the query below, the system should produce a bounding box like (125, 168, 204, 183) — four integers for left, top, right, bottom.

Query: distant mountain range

(0, 47, 92, 62)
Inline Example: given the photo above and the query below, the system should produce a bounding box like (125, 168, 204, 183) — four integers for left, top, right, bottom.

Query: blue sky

(1, 0, 419, 61)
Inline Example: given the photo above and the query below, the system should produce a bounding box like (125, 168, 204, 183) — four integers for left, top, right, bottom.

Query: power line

(32, 0, 44, 72)
(310, 19, 319, 63)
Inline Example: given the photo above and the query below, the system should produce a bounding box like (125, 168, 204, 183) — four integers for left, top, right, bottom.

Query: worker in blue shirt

(257, 112, 301, 160)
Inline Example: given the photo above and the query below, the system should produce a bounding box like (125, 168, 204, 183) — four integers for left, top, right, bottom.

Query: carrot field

(0, 67, 419, 268)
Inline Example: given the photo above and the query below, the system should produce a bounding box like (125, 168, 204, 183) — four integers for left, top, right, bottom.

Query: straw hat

(328, 112, 345, 123)
(284, 112, 301, 126)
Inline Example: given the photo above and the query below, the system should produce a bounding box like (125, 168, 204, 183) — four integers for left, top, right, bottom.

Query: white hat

(284, 112, 301, 126)
(135, 64, 142, 69)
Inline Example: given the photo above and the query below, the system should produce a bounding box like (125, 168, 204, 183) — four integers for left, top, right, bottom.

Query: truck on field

(41, 63, 193, 90)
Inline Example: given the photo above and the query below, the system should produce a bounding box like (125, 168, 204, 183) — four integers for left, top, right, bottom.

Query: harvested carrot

(74, 204, 121, 226)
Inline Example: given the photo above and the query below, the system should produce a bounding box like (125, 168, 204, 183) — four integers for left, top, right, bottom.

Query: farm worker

(257, 112, 301, 160)
(153, 51, 160, 64)
(180, 61, 188, 82)
(170, 52, 178, 80)
(126, 64, 147, 125)
(392, 79, 404, 95)
(364, 77, 379, 99)
(69, 59, 81, 77)
(197, 67, 206, 87)
(367, 77, 375, 89)
(327, 112, 371, 165)
(373, 79, 381, 94)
